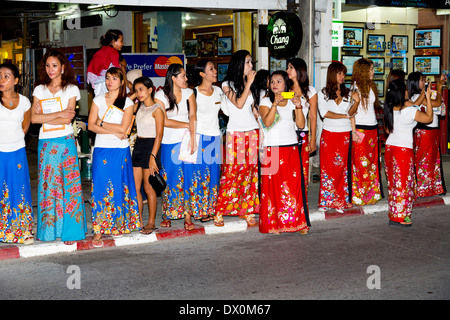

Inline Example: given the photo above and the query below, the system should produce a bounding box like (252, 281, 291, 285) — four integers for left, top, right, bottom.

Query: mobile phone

(424, 82, 429, 91)
(281, 92, 294, 99)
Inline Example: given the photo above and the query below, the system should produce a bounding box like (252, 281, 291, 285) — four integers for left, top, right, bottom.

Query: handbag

(148, 172, 167, 195)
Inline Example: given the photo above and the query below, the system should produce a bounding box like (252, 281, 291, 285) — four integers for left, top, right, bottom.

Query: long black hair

(133, 76, 155, 112)
(406, 71, 422, 100)
(193, 59, 211, 86)
(223, 49, 251, 100)
(384, 78, 406, 134)
(163, 63, 183, 112)
(251, 69, 270, 107)
(287, 57, 310, 102)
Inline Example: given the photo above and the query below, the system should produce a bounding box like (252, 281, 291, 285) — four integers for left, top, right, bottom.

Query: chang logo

(270, 18, 289, 49)
(154, 56, 183, 77)
(273, 19, 287, 35)
(267, 12, 302, 58)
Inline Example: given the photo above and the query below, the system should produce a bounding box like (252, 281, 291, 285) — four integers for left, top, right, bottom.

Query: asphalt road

(0, 204, 449, 307)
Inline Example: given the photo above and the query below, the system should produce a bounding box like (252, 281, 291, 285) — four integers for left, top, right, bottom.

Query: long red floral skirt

(351, 127, 383, 205)
(259, 145, 309, 234)
(384, 145, 416, 223)
(414, 128, 446, 197)
(214, 130, 260, 223)
(318, 130, 352, 210)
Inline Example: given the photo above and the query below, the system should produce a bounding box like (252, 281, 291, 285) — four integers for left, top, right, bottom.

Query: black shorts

(131, 137, 161, 169)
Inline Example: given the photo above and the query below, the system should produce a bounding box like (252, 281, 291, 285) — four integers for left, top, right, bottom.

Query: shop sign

(121, 53, 185, 90)
(332, 21, 344, 47)
(346, 0, 450, 9)
(267, 12, 302, 58)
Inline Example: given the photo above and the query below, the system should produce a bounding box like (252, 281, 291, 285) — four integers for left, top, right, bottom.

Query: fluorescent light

(88, 4, 112, 9)
(56, 8, 75, 16)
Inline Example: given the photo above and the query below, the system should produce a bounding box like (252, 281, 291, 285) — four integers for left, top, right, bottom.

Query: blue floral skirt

(160, 134, 221, 220)
(91, 147, 140, 235)
(0, 147, 33, 244)
(37, 135, 87, 241)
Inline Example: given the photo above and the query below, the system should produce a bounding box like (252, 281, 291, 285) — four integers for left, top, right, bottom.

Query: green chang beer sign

(267, 11, 302, 58)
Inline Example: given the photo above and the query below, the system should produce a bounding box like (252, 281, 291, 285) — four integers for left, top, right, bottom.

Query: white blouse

(385, 106, 418, 149)
(155, 88, 193, 144)
(195, 85, 228, 136)
(93, 95, 134, 148)
(32, 84, 80, 139)
(317, 90, 352, 132)
(222, 81, 259, 132)
(297, 85, 317, 131)
(354, 86, 377, 126)
(0, 94, 31, 152)
(259, 97, 298, 147)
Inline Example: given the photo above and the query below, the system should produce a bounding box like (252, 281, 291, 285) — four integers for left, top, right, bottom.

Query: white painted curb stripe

(19, 242, 77, 258)
(204, 219, 248, 234)
(443, 195, 450, 205)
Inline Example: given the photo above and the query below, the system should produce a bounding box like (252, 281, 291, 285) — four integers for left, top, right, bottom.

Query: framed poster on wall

(391, 35, 408, 52)
(373, 80, 384, 97)
(217, 63, 228, 82)
(391, 58, 408, 74)
(413, 28, 442, 49)
(184, 40, 198, 58)
(413, 55, 441, 75)
(367, 34, 385, 52)
(343, 27, 364, 49)
(371, 58, 385, 75)
(342, 55, 362, 75)
(218, 37, 232, 56)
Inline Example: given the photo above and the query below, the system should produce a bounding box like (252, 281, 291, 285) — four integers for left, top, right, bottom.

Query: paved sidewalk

(1, 146, 449, 260)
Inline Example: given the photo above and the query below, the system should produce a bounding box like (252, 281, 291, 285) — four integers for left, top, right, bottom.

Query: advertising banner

(121, 53, 185, 90)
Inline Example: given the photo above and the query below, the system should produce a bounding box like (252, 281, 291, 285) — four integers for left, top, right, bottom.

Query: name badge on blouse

(343, 99, 349, 103)
(215, 101, 221, 104)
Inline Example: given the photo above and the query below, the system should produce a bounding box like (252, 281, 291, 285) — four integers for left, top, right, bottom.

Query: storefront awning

(7, 0, 287, 10)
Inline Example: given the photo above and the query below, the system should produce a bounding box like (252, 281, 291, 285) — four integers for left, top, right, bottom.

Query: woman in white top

(214, 50, 260, 227)
(131, 76, 164, 234)
(317, 61, 359, 213)
(193, 59, 228, 222)
(258, 70, 309, 234)
(31, 50, 87, 243)
(0, 63, 33, 244)
(287, 57, 318, 196)
(407, 72, 447, 198)
(384, 79, 433, 227)
(154, 64, 198, 231)
(88, 67, 139, 247)
(350, 58, 383, 206)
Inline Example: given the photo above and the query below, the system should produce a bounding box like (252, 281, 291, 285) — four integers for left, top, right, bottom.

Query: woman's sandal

(200, 215, 213, 223)
(184, 222, 195, 231)
(23, 236, 34, 245)
(389, 217, 412, 227)
(160, 220, 171, 228)
(92, 235, 103, 248)
(140, 226, 157, 235)
(242, 215, 257, 227)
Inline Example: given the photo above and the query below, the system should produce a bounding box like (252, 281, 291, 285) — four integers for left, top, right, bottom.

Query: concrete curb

(1, 195, 449, 261)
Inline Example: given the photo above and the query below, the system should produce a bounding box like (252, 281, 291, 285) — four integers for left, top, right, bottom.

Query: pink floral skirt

(414, 128, 446, 197)
(318, 130, 352, 210)
(351, 127, 383, 205)
(384, 145, 416, 222)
